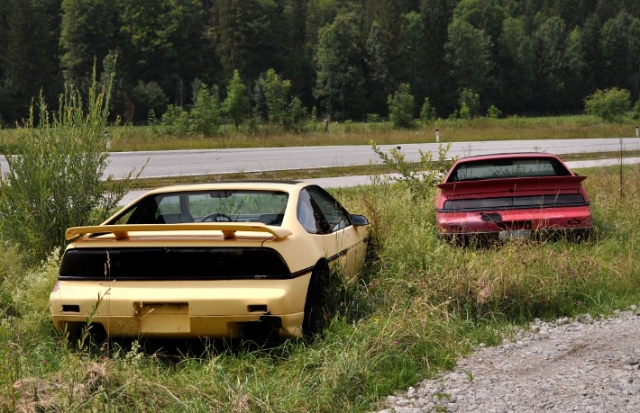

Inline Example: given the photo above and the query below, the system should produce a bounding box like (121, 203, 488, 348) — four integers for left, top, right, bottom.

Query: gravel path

(375, 308, 640, 413)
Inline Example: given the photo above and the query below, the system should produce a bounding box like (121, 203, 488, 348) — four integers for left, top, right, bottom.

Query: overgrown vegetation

(0, 157, 638, 411)
(584, 87, 632, 123)
(0, 73, 140, 264)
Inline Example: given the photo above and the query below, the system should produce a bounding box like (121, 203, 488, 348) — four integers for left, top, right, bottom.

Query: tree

(0, 73, 139, 264)
(600, 11, 640, 97)
(314, 12, 366, 120)
(224, 70, 248, 130)
(131, 81, 168, 121)
(2, 0, 62, 121)
(214, 0, 283, 83)
(584, 87, 631, 123)
(420, 0, 458, 113)
(533, 16, 577, 111)
(388, 83, 415, 129)
(398, 12, 428, 101)
(365, 21, 393, 116)
(60, 0, 118, 80)
(259, 69, 291, 125)
(189, 81, 220, 136)
(116, 0, 204, 103)
(445, 18, 493, 95)
(498, 16, 535, 112)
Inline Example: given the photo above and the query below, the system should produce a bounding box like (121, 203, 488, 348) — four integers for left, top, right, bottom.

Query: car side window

(297, 187, 349, 234)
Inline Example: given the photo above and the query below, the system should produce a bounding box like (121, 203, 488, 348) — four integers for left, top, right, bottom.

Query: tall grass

(1, 115, 639, 153)
(0, 164, 639, 412)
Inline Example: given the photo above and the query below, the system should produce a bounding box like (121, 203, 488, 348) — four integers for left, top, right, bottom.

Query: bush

(370, 141, 454, 198)
(584, 87, 631, 123)
(189, 82, 221, 136)
(284, 97, 307, 132)
(487, 105, 502, 118)
(458, 88, 480, 119)
(387, 83, 415, 129)
(161, 104, 190, 134)
(420, 97, 436, 124)
(0, 73, 140, 264)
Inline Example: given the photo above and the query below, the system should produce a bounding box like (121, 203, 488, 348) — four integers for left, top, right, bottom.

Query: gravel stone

(371, 310, 640, 412)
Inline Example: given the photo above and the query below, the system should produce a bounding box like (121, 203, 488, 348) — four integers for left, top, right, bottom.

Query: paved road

(3, 137, 636, 180)
(119, 156, 640, 205)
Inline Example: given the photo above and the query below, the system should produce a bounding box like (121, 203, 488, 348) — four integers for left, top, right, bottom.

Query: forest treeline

(1, 0, 640, 125)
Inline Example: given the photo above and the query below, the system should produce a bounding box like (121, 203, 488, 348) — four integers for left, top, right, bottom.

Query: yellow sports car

(49, 181, 370, 340)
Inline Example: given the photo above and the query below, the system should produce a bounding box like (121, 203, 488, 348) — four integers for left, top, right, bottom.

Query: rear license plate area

(499, 229, 531, 240)
(137, 302, 190, 333)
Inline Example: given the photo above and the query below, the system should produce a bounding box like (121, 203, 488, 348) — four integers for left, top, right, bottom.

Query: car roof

(454, 152, 562, 163)
(141, 180, 310, 196)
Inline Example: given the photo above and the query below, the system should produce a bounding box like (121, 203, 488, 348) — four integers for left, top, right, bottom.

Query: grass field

(2, 115, 640, 153)
(1, 161, 638, 412)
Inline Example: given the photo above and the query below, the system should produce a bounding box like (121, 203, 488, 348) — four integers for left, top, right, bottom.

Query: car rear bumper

(49, 274, 311, 339)
(436, 206, 592, 239)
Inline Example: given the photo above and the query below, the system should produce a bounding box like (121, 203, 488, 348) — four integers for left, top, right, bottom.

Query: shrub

(584, 87, 631, 123)
(189, 82, 221, 136)
(487, 105, 502, 118)
(420, 97, 436, 124)
(161, 104, 190, 134)
(387, 83, 415, 129)
(0, 73, 140, 264)
(370, 141, 454, 198)
(284, 97, 307, 132)
(458, 88, 480, 118)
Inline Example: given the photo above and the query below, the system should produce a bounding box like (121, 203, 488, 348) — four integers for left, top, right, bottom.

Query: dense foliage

(1, 0, 640, 124)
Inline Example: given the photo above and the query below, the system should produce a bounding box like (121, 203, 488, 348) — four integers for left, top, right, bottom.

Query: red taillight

(51, 281, 60, 293)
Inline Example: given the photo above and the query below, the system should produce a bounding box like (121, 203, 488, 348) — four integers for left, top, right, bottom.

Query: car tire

(302, 262, 330, 341)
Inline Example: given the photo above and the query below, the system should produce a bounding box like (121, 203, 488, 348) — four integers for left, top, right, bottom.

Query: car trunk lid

(437, 175, 587, 196)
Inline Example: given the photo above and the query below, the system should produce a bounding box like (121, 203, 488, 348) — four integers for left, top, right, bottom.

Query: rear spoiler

(437, 175, 587, 194)
(65, 223, 293, 241)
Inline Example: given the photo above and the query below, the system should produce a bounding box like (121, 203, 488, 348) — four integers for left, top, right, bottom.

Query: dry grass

(1, 115, 639, 153)
(0, 162, 639, 412)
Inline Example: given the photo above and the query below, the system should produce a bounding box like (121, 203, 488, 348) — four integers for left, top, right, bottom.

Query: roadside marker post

(636, 126, 638, 138)
(435, 129, 440, 143)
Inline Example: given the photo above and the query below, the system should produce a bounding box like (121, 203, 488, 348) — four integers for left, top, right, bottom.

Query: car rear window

(448, 158, 571, 182)
(109, 190, 289, 225)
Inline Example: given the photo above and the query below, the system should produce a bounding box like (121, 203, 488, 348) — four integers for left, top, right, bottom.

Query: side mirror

(349, 214, 369, 227)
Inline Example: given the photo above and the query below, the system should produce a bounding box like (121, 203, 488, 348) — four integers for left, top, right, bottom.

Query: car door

(297, 186, 366, 281)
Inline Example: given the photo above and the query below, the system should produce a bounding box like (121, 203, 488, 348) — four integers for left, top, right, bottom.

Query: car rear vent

(443, 194, 587, 212)
(62, 305, 80, 313)
(248, 305, 268, 313)
(59, 247, 290, 281)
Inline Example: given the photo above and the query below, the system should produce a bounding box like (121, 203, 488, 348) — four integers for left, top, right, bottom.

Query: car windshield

(448, 158, 571, 182)
(109, 190, 289, 226)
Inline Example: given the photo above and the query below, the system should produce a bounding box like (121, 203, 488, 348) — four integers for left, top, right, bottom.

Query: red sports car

(435, 153, 592, 241)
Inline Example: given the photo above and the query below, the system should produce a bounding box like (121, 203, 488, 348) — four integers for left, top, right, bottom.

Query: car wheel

(302, 262, 330, 341)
